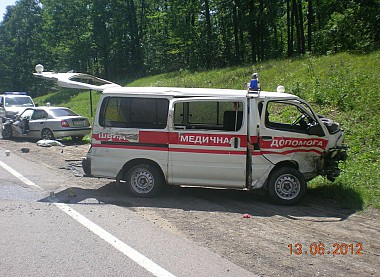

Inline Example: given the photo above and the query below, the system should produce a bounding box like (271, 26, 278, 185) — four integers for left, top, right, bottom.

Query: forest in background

(0, 0, 379, 96)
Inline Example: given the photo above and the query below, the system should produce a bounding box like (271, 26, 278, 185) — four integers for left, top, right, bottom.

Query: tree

(0, 0, 46, 96)
(41, 0, 93, 73)
(1, 0, 379, 94)
(307, 0, 314, 52)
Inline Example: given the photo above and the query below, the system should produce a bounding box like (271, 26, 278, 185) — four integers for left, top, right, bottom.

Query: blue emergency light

(4, 92, 28, 95)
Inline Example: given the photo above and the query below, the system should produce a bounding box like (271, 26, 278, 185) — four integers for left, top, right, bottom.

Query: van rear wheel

(124, 164, 163, 197)
(268, 167, 306, 205)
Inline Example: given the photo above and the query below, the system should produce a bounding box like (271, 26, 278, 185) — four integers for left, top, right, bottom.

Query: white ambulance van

(34, 68, 347, 205)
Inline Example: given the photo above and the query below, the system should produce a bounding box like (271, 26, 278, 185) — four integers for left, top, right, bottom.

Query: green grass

(35, 89, 101, 119)
(34, 51, 380, 210)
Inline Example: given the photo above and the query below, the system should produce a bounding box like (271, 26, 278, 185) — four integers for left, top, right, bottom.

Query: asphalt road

(0, 147, 256, 277)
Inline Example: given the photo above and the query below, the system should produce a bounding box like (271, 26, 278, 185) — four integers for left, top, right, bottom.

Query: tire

(41, 128, 55, 140)
(268, 166, 306, 205)
(124, 164, 164, 197)
(2, 126, 13, 139)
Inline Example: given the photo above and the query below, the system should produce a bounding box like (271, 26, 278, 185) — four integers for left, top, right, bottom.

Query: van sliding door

(168, 98, 247, 188)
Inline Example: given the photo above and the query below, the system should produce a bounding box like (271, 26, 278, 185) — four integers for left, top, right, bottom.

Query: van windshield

(5, 96, 34, 107)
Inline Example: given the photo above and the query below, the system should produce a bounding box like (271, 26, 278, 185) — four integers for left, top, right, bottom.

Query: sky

(0, 0, 17, 21)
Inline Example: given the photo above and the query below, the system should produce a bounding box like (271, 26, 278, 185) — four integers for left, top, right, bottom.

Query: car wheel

(268, 166, 306, 205)
(124, 164, 164, 197)
(2, 126, 13, 139)
(41, 128, 55, 140)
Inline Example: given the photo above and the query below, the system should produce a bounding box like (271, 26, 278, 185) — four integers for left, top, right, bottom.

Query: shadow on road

(38, 180, 357, 222)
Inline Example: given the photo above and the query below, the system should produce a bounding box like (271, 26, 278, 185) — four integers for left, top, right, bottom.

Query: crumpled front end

(318, 116, 348, 181)
(320, 146, 348, 181)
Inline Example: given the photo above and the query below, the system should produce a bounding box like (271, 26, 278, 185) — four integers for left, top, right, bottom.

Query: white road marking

(0, 160, 176, 277)
(55, 203, 176, 277)
(0, 160, 44, 191)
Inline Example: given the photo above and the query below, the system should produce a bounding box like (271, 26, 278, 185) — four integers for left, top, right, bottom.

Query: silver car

(1, 106, 91, 140)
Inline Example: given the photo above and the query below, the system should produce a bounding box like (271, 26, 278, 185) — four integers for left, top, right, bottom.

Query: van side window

(99, 97, 169, 129)
(265, 101, 314, 133)
(174, 101, 243, 131)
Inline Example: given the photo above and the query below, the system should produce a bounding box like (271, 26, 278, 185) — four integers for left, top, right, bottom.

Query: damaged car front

(318, 115, 348, 181)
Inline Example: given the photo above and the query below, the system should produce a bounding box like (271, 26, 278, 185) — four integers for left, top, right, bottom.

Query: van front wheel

(124, 164, 163, 197)
(268, 167, 306, 205)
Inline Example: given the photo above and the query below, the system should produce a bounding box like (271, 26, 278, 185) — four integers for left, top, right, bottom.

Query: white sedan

(2, 106, 91, 141)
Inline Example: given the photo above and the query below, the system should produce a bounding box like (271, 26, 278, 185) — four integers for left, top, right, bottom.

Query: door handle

(231, 137, 240, 148)
(262, 136, 273, 140)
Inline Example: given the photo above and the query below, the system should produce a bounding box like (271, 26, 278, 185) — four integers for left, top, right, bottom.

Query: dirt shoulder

(1, 138, 379, 276)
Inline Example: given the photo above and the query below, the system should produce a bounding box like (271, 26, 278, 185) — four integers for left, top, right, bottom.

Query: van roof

(32, 70, 299, 100)
(102, 86, 298, 100)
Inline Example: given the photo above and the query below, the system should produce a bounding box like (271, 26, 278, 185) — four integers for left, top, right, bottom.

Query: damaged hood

(33, 72, 121, 92)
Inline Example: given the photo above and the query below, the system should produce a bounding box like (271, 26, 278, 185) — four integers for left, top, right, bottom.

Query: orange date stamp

(288, 243, 363, 255)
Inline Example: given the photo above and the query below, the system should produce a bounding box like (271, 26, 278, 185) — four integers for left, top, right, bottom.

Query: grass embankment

(35, 51, 380, 210)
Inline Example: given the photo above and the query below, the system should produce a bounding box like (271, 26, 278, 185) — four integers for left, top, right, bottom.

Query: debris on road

(37, 139, 65, 147)
(67, 187, 77, 197)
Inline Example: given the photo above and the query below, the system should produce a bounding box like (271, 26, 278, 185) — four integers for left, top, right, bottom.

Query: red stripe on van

(140, 131, 250, 147)
(92, 143, 246, 155)
(139, 131, 169, 144)
(92, 142, 323, 156)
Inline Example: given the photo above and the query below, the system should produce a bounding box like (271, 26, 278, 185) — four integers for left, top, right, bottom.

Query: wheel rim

(130, 168, 154, 194)
(42, 129, 53, 139)
(274, 174, 301, 200)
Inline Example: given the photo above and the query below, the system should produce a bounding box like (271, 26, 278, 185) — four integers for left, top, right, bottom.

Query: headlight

(5, 111, 17, 118)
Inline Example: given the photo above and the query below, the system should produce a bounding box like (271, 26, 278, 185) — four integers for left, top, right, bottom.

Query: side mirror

(307, 124, 324, 136)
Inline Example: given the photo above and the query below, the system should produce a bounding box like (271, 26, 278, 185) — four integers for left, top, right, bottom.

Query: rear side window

(174, 101, 243, 131)
(99, 97, 169, 129)
(50, 109, 78, 117)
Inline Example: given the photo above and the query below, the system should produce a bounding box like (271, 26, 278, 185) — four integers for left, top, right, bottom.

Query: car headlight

(5, 111, 17, 117)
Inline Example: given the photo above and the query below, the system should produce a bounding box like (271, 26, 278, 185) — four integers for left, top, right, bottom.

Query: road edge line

(0, 160, 44, 191)
(0, 160, 176, 277)
(55, 203, 176, 277)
